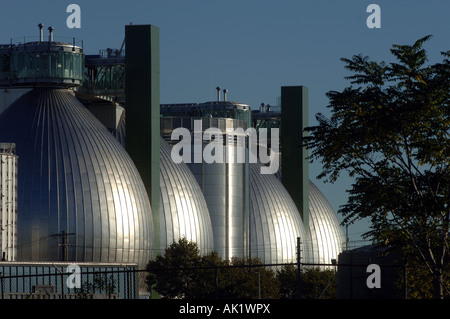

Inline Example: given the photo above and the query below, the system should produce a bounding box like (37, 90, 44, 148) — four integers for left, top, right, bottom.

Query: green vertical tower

(125, 24, 160, 250)
(280, 86, 309, 229)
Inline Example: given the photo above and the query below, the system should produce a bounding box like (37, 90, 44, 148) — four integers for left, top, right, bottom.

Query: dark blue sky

(1, 0, 449, 241)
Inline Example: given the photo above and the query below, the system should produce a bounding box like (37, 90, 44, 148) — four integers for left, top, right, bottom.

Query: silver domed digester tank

(0, 88, 153, 266)
(0, 38, 153, 267)
(249, 163, 311, 265)
(308, 181, 346, 266)
(159, 137, 214, 254)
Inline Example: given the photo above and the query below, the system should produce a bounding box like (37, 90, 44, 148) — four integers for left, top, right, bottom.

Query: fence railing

(0, 263, 137, 299)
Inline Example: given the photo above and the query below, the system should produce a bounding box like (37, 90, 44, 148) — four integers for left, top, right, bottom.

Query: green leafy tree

(219, 257, 280, 299)
(304, 36, 449, 299)
(276, 264, 298, 299)
(197, 251, 222, 299)
(277, 265, 336, 299)
(146, 239, 282, 299)
(146, 237, 204, 298)
(300, 268, 336, 299)
(400, 260, 434, 299)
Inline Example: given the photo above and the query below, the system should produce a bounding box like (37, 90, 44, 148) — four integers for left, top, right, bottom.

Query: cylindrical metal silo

(186, 118, 249, 260)
(161, 112, 251, 260)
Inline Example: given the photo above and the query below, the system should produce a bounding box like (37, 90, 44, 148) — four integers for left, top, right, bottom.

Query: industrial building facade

(0, 23, 348, 297)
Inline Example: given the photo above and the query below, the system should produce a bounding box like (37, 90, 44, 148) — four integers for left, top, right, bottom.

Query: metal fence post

(0, 272, 4, 299)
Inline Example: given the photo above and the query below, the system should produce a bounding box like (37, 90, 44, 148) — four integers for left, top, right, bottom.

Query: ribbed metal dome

(249, 163, 311, 265)
(308, 181, 346, 265)
(252, 158, 345, 266)
(0, 88, 153, 266)
(159, 137, 214, 254)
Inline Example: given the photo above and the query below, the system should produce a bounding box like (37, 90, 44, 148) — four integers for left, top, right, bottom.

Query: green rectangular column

(280, 86, 309, 229)
(125, 24, 160, 250)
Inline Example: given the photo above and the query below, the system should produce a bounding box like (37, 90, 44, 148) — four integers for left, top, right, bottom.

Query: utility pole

(51, 231, 75, 261)
(297, 236, 301, 299)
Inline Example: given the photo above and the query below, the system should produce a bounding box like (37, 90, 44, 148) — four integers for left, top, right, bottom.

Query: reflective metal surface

(0, 88, 153, 266)
(249, 163, 311, 265)
(159, 104, 344, 265)
(308, 181, 346, 265)
(274, 158, 345, 266)
(186, 141, 249, 259)
(161, 115, 250, 259)
(0, 143, 18, 261)
(159, 137, 214, 254)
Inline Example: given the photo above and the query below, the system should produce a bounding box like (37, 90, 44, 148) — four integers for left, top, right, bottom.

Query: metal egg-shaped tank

(308, 181, 346, 265)
(159, 137, 214, 254)
(0, 88, 153, 266)
(249, 163, 311, 265)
